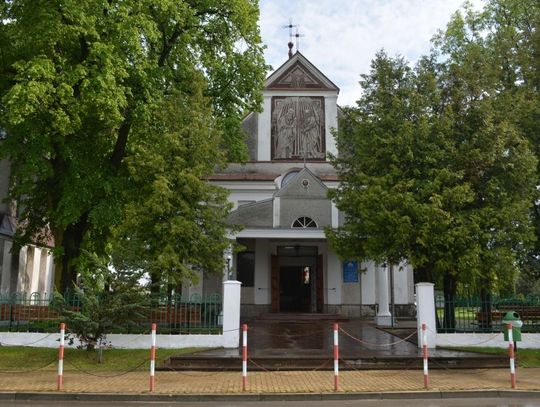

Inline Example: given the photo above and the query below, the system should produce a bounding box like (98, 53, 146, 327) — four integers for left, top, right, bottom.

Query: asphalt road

(2, 398, 540, 407)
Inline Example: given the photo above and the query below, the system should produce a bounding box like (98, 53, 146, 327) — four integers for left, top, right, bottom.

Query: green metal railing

(435, 296, 540, 333)
(0, 292, 222, 334)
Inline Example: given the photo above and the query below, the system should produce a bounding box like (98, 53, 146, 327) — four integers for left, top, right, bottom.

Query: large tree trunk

(53, 215, 89, 293)
(443, 272, 457, 332)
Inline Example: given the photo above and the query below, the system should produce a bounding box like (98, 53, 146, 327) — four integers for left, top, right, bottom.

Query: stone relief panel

(271, 96, 325, 160)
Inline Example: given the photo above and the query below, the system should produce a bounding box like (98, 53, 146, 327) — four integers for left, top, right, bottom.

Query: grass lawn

(0, 346, 204, 372)
(451, 346, 540, 367)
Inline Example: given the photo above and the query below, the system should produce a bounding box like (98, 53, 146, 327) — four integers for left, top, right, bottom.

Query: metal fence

(435, 296, 540, 333)
(0, 292, 222, 334)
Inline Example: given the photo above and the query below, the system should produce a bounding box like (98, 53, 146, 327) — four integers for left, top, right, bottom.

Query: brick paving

(0, 368, 539, 394)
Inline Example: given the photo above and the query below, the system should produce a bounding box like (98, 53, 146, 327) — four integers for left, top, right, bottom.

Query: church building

(206, 50, 415, 322)
(0, 134, 55, 298)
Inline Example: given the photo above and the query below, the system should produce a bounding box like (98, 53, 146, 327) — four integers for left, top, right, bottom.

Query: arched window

(292, 216, 317, 228)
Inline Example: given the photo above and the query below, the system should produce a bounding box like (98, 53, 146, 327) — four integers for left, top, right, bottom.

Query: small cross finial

(295, 26, 305, 51)
(282, 18, 298, 58)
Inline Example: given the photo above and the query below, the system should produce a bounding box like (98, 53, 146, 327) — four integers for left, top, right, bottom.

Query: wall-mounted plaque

(271, 96, 325, 160)
(343, 261, 359, 283)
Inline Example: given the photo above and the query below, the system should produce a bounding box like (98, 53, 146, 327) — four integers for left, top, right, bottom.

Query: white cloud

(259, 0, 485, 106)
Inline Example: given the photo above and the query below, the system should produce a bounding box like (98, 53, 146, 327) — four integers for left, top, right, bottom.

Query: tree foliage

(0, 0, 267, 291)
(329, 1, 539, 301)
(52, 252, 148, 351)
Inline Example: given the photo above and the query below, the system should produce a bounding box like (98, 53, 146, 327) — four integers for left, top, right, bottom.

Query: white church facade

(0, 149, 55, 298)
(205, 52, 415, 321)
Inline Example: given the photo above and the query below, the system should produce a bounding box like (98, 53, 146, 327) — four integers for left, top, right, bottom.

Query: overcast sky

(259, 0, 484, 106)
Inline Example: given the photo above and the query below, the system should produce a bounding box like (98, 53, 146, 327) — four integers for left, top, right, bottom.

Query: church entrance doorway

(271, 246, 323, 313)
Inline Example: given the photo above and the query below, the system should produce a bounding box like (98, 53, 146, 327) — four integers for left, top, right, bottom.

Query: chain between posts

(427, 326, 502, 346)
(63, 358, 148, 378)
(339, 327, 416, 347)
(0, 358, 57, 374)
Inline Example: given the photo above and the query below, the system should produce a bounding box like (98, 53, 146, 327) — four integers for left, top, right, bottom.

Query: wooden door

(271, 255, 279, 312)
(316, 254, 324, 313)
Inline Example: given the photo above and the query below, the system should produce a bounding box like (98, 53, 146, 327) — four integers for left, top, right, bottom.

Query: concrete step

(159, 354, 508, 371)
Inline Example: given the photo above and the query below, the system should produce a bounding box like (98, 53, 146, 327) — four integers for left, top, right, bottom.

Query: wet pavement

(246, 316, 495, 359)
(165, 315, 506, 369)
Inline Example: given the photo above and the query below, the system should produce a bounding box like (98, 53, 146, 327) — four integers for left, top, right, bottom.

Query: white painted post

(422, 323, 429, 389)
(415, 283, 437, 349)
(375, 264, 392, 326)
(333, 323, 339, 391)
(242, 324, 248, 391)
(57, 323, 65, 391)
(149, 323, 157, 392)
(223, 280, 242, 348)
(508, 323, 516, 389)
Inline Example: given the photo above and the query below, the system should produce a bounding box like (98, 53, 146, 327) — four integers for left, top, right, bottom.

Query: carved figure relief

(271, 96, 325, 160)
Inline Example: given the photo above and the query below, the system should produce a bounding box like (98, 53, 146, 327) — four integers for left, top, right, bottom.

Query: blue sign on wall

(343, 261, 359, 283)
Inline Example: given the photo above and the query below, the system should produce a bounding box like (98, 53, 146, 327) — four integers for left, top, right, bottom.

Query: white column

(30, 246, 41, 294)
(1, 240, 13, 292)
(375, 264, 392, 326)
(16, 246, 28, 292)
(222, 280, 242, 348)
(416, 282, 437, 349)
(45, 253, 55, 295)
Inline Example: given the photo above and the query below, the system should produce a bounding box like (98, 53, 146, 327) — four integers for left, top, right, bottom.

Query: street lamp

(226, 253, 232, 280)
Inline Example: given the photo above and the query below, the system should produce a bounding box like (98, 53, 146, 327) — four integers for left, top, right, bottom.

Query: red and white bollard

(57, 322, 65, 391)
(508, 322, 516, 389)
(333, 323, 339, 391)
(422, 323, 429, 389)
(149, 323, 157, 392)
(242, 324, 248, 391)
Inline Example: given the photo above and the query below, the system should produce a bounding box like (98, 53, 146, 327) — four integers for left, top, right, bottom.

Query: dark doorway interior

(279, 266, 311, 312)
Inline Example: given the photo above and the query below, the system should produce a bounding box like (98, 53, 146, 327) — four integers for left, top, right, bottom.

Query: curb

(0, 390, 539, 402)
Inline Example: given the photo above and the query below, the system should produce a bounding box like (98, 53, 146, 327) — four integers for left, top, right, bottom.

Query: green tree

(0, 0, 266, 291)
(478, 0, 540, 293)
(329, 47, 537, 329)
(110, 81, 236, 292)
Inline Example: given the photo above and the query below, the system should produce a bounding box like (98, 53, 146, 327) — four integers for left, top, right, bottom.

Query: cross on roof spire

(282, 18, 304, 58)
(295, 26, 305, 51)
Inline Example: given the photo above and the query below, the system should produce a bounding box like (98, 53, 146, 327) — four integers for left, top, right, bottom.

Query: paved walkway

(1, 368, 539, 394)
(247, 319, 475, 358)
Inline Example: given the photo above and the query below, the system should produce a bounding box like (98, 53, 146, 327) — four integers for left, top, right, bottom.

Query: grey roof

(227, 199, 273, 228)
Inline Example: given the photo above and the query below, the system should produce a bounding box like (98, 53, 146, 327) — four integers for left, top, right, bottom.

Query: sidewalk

(1, 368, 540, 394)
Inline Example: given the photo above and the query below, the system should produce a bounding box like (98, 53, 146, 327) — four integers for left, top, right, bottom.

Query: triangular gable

(275, 167, 328, 198)
(265, 52, 339, 92)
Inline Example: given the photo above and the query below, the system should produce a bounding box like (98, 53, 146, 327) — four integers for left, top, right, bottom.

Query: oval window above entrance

(292, 216, 317, 228)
